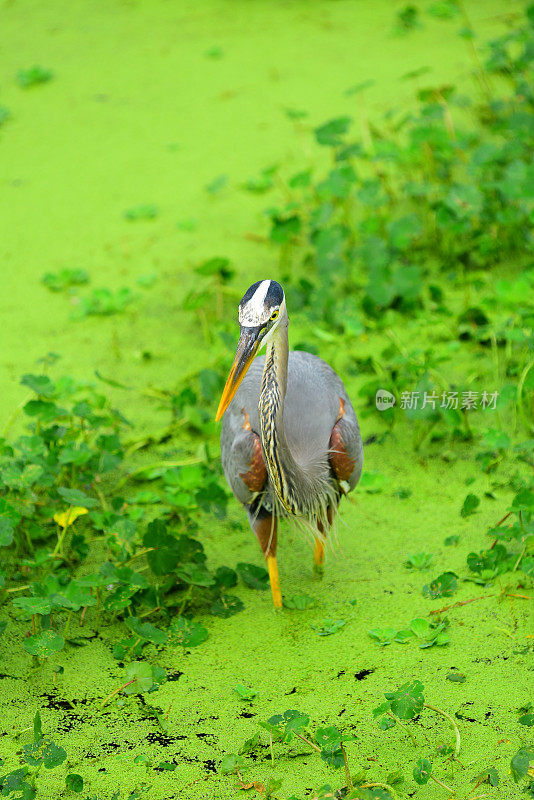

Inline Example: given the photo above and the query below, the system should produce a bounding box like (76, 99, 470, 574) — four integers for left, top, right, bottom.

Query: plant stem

(429, 773, 454, 793)
(269, 732, 274, 765)
(423, 703, 461, 756)
(2, 393, 32, 437)
(94, 587, 101, 628)
(138, 606, 160, 619)
(93, 482, 108, 512)
(513, 545, 526, 572)
(29, 762, 43, 789)
(457, 0, 492, 102)
(23, 525, 35, 555)
(517, 359, 534, 432)
(100, 678, 136, 708)
(178, 586, 193, 616)
(387, 711, 418, 746)
(341, 744, 352, 789)
(466, 777, 482, 797)
(495, 511, 512, 528)
(63, 610, 73, 638)
(125, 547, 155, 565)
(80, 594, 91, 626)
(126, 638, 142, 658)
(294, 731, 321, 753)
(430, 595, 488, 615)
(52, 518, 72, 558)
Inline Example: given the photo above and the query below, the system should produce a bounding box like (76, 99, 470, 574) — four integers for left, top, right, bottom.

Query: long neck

(259, 325, 307, 516)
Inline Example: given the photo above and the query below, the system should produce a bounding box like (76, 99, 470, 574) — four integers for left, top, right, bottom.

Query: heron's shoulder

(287, 350, 355, 413)
(287, 350, 343, 382)
(288, 350, 330, 368)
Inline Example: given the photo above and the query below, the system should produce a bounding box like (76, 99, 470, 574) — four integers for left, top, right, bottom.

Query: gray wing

(220, 350, 363, 505)
(220, 416, 265, 506)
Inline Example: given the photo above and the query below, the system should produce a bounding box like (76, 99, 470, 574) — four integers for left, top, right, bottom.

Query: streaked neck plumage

(258, 322, 318, 518)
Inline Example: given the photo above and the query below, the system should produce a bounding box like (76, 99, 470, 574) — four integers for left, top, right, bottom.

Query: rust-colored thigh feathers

(329, 398, 356, 482)
(239, 430, 267, 493)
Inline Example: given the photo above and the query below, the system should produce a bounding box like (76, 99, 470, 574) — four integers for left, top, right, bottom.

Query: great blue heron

(215, 279, 363, 608)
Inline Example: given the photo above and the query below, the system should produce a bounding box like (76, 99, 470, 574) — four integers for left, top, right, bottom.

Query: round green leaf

(236, 562, 269, 590)
(124, 662, 154, 694)
(124, 616, 167, 645)
(66, 773, 84, 792)
(43, 741, 67, 769)
(413, 758, 432, 785)
(387, 680, 424, 720)
(168, 617, 208, 648)
(422, 571, 458, 599)
(315, 726, 342, 751)
(13, 597, 52, 616)
(24, 630, 65, 658)
(210, 594, 244, 618)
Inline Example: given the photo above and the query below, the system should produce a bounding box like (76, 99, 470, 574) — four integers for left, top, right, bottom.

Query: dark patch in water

(455, 711, 476, 723)
(337, 670, 345, 677)
(239, 711, 256, 718)
(285, 687, 297, 694)
(102, 741, 121, 750)
(40, 694, 92, 708)
(40, 694, 76, 710)
(354, 668, 374, 681)
(180, 754, 200, 764)
(146, 732, 187, 746)
(203, 759, 217, 773)
(166, 671, 184, 682)
(57, 714, 82, 734)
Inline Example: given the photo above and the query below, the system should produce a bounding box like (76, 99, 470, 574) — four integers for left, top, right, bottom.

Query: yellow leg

(313, 537, 325, 575)
(267, 555, 282, 609)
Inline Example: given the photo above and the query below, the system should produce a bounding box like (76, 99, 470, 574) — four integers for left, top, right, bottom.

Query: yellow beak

(215, 327, 261, 422)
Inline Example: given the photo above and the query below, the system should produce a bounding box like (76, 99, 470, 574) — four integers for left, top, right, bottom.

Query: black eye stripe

(265, 281, 284, 307)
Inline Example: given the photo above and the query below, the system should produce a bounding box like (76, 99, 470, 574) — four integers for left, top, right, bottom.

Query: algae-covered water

(1, 2, 532, 799)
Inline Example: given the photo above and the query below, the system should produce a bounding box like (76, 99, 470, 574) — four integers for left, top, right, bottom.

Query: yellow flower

(53, 506, 88, 528)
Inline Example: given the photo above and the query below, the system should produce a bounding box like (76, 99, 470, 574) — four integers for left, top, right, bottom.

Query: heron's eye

(270, 309, 279, 321)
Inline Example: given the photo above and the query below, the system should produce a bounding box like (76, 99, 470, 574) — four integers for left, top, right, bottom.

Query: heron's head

(215, 279, 286, 421)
